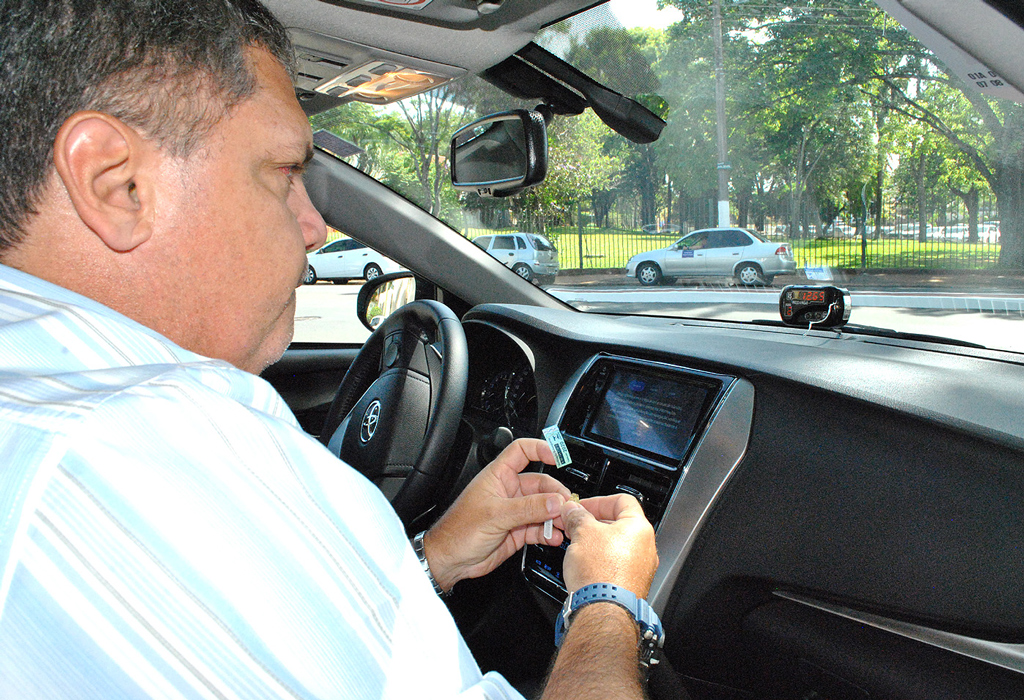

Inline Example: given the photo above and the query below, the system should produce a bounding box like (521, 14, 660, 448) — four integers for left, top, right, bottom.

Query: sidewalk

(553, 268, 1024, 293)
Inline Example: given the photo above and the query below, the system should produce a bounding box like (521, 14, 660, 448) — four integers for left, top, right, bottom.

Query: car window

(492, 237, 515, 250)
(295, 227, 405, 344)
(678, 233, 709, 249)
(707, 231, 736, 249)
(474, 236, 493, 250)
(710, 231, 749, 248)
(530, 235, 556, 251)
(306, 0, 1024, 355)
(515, 237, 527, 250)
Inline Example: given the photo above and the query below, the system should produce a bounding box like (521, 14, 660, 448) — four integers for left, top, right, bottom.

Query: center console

(524, 354, 736, 602)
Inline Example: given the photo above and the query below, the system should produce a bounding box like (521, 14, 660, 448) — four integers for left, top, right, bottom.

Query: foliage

(309, 0, 1024, 269)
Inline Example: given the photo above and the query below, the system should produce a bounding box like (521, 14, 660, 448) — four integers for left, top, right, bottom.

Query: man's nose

(292, 179, 328, 251)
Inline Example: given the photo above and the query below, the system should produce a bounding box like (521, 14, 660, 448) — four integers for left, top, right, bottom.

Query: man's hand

(424, 438, 571, 591)
(560, 494, 658, 597)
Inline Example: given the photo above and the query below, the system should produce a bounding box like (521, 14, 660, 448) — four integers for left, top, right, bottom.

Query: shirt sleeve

(0, 365, 526, 700)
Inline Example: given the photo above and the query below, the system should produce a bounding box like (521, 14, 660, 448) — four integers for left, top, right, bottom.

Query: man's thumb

(560, 501, 592, 539)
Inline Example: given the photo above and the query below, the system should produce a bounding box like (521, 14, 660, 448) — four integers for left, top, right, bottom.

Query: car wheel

(512, 263, 533, 282)
(364, 264, 382, 281)
(636, 262, 662, 286)
(736, 263, 766, 286)
(303, 265, 317, 285)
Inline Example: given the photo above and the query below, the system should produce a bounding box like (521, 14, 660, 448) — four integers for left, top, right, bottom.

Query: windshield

(309, 0, 1024, 355)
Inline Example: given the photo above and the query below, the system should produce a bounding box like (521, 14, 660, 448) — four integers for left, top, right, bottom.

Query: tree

(310, 85, 471, 218)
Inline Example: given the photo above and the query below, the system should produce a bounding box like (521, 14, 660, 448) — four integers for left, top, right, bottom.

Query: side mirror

(450, 109, 547, 197)
(357, 271, 416, 331)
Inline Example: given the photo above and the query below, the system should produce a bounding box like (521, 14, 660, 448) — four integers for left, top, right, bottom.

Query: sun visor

(874, 0, 1024, 103)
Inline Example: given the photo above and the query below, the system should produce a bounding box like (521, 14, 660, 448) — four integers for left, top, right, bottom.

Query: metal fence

(458, 194, 1003, 273)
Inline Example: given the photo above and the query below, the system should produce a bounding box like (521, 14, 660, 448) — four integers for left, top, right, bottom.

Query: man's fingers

(523, 521, 565, 546)
(494, 491, 564, 531)
(518, 472, 572, 499)
(578, 493, 645, 522)
(492, 438, 555, 475)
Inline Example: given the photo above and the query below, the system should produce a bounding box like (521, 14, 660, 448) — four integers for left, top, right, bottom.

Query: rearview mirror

(450, 109, 547, 197)
(357, 272, 416, 331)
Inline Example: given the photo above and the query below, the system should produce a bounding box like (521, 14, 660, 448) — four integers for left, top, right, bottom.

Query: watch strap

(412, 530, 450, 598)
(555, 583, 664, 668)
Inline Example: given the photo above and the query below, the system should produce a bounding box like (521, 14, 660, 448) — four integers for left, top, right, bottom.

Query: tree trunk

(873, 168, 884, 240)
(995, 160, 1024, 267)
(736, 186, 751, 229)
(993, 108, 1024, 268)
(917, 150, 928, 244)
(966, 187, 979, 244)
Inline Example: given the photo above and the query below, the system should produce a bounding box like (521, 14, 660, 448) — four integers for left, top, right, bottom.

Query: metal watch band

(412, 530, 450, 598)
(554, 583, 665, 668)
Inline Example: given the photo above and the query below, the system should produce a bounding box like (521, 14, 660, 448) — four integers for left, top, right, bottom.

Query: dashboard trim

(537, 352, 754, 613)
(647, 377, 754, 613)
(776, 591, 1024, 676)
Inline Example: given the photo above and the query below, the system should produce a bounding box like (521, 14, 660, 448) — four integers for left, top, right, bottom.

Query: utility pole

(712, 0, 731, 227)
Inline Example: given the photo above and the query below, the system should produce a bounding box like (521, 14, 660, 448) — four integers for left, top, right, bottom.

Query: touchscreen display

(585, 366, 710, 463)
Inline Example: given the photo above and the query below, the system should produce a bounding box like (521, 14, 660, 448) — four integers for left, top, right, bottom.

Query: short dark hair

(0, 0, 293, 251)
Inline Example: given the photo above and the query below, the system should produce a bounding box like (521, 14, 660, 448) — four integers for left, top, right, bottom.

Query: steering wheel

(319, 300, 468, 527)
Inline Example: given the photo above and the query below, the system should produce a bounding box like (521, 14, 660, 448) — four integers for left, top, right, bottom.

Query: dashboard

(457, 302, 1024, 698)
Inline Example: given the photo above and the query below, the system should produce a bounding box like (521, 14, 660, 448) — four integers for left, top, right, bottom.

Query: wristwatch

(554, 583, 665, 668)
(411, 530, 450, 598)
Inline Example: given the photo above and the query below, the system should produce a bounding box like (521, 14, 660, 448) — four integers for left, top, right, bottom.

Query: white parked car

(472, 232, 559, 283)
(626, 227, 796, 286)
(304, 237, 405, 284)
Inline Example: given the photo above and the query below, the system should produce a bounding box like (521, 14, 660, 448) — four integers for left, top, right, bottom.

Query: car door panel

(659, 374, 1024, 697)
(344, 244, 372, 278)
(664, 233, 709, 276)
(703, 230, 747, 275)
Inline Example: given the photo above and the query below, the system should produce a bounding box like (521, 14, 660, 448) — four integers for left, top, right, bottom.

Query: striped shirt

(0, 264, 523, 700)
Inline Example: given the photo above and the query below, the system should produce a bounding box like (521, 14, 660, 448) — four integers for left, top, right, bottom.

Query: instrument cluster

(473, 360, 537, 433)
(465, 324, 538, 435)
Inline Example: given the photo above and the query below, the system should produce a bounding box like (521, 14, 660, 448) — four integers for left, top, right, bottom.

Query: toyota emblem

(360, 400, 382, 443)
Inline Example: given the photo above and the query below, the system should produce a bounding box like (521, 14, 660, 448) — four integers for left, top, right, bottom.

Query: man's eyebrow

(302, 145, 314, 166)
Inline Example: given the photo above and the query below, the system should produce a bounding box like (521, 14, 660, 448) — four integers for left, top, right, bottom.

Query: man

(0, 1, 659, 698)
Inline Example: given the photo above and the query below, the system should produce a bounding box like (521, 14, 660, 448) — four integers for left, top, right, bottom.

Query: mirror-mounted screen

(450, 109, 547, 197)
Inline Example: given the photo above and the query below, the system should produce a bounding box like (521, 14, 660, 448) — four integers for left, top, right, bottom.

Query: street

(294, 278, 1024, 354)
(548, 284, 1024, 353)
(294, 282, 370, 344)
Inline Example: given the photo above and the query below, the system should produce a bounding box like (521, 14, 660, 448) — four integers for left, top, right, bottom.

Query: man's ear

(52, 111, 154, 253)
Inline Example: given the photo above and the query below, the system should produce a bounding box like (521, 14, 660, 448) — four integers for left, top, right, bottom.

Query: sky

(608, 0, 684, 29)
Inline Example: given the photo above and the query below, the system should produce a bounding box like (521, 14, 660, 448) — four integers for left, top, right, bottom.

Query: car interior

(259, 0, 1024, 697)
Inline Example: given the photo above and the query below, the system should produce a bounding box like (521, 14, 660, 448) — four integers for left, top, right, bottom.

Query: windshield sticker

(804, 267, 834, 281)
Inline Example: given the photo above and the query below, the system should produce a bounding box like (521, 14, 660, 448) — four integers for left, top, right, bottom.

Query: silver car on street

(626, 227, 796, 286)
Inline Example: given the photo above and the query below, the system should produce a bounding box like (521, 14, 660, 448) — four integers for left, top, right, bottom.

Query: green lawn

(461, 226, 1002, 272)
(463, 226, 677, 270)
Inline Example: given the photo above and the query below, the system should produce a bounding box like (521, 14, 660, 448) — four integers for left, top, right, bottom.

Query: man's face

(155, 47, 327, 372)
